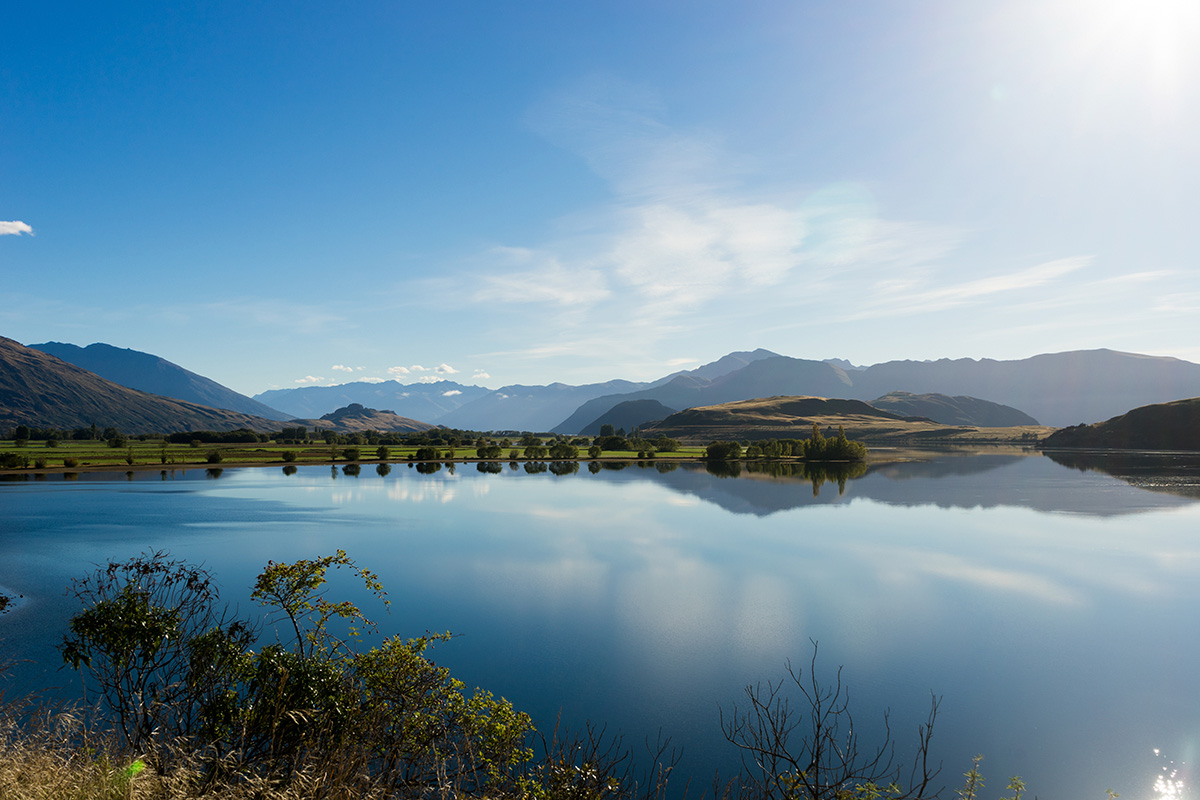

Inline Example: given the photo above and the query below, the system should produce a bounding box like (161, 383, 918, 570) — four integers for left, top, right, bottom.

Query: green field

(0, 438, 711, 472)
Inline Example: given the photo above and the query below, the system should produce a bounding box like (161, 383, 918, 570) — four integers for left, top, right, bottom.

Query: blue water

(1, 453, 1197, 799)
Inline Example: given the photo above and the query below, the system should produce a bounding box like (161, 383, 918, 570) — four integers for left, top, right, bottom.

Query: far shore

(0, 442, 1044, 479)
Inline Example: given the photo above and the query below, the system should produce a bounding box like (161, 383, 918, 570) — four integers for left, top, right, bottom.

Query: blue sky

(3, 1, 1198, 395)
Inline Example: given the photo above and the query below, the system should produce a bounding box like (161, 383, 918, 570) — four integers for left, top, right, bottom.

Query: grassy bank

(0, 438, 710, 474)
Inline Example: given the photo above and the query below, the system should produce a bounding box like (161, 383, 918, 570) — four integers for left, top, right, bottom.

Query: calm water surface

(1, 451, 1198, 799)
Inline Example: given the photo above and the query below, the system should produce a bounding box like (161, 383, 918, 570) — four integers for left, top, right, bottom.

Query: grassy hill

(0, 336, 281, 434)
(869, 391, 1039, 426)
(643, 395, 1052, 445)
(1040, 397, 1200, 450)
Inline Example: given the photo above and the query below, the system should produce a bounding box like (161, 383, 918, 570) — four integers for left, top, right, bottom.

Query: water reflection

(1152, 749, 1187, 799)
(1044, 450, 1200, 500)
(586, 454, 1200, 517)
(2, 452, 1200, 799)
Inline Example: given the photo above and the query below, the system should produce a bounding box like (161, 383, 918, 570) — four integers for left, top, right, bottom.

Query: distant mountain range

(256, 349, 785, 432)
(255, 380, 493, 421)
(554, 350, 1200, 432)
(29, 341, 289, 421)
(0, 337, 281, 433)
(7, 334, 1200, 437)
(269, 348, 1196, 434)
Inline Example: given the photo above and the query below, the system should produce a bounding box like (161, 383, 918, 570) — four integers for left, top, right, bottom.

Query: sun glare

(1071, 0, 1199, 91)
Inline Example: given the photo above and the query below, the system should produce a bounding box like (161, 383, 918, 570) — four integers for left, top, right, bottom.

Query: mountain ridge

(30, 341, 289, 420)
(1, 337, 282, 434)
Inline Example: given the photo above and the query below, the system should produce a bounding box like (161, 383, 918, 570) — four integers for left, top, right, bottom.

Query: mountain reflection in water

(1044, 449, 1200, 500)
(582, 451, 1200, 517)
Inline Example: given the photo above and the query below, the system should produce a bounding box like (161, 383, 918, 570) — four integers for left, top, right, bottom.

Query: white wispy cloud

(1154, 292, 1200, 314)
(295, 375, 324, 385)
(838, 256, 1092, 322)
(473, 247, 610, 306)
(442, 389, 462, 397)
(453, 76, 980, 336)
(472, 370, 491, 380)
(388, 363, 460, 379)
(0, 221, 33, 236)
(407, 74, 1158, 372)
(331, 364, 354, 372)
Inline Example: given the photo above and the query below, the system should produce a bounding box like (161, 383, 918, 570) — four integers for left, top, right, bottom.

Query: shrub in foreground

(59, 551, 534, 794)
(41, 551, 1103, 800)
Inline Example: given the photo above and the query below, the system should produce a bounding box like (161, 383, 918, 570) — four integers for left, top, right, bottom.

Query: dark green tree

(706, 441, 743, 460)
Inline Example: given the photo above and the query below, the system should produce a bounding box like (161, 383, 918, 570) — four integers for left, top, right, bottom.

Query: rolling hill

(641, 395, 1052, 445)
(1, 337, 282, 434)
(554, 356, 854, 433)
(868, 392, 1039, 427)
(1040, 397, 1200, 450)
(292, 403, 435, 434)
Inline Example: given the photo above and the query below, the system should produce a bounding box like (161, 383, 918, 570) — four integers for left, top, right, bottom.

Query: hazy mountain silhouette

(850, 350, 1200, 427)
(445, 351, 784, 432)
(437, 380, 648, 432)
(579, 399, 677, 436)
(30, 341, 289, 420)
(13, 336, 1200, 435)
(1, 337, 280, 434)
(256, 380, 489, 422)
(554, 355, 846, 433)
(556, 349, 1200, 433)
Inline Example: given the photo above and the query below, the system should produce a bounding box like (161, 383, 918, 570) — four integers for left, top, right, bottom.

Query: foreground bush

(0, 552, 1104, 799)
(58, 550, 535, 796)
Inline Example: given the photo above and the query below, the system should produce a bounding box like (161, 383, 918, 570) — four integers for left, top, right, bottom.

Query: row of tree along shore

(1, 421, 868, 472)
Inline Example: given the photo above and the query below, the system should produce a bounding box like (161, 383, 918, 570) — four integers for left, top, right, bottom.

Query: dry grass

(0, 709, 418, 799)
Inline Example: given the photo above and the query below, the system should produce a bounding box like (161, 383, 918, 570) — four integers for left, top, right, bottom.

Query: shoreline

(0, 443, 1038, 479)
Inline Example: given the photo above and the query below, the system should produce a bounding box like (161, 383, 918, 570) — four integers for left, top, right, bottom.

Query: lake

(2, 450, 1198, 798)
